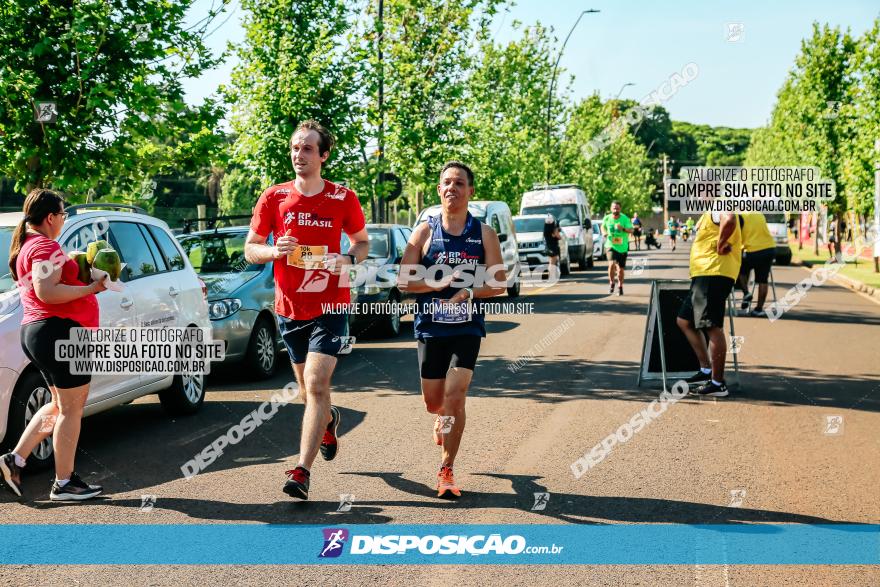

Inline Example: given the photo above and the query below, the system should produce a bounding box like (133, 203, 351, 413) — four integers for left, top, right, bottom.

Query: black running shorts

(21, 317, 92, 389)
(678, 276, 734, 330)
(277, 313, 350, 364)
(417, 335, 481, 379)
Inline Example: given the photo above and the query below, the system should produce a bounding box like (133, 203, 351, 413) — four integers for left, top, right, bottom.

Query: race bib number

(287, 245, 328, 269)
(431, 298, 472, 324)
(612, 236, 623, 245)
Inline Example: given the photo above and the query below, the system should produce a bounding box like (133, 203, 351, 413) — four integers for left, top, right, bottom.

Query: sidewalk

(789, 242, 880, 301)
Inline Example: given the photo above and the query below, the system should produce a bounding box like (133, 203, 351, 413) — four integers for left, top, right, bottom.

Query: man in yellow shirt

(676, 212, 742, 397)
(737, 213, 776, 317)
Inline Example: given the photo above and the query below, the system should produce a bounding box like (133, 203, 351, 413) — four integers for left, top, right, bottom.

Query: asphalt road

(2, 242, 878, 586)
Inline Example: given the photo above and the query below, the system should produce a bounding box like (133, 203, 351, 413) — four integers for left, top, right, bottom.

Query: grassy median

(790, 243, 880, 289)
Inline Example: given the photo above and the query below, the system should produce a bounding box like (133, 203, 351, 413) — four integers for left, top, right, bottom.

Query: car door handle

(168, 286, 179, 297)
(120, 297, 133, 309)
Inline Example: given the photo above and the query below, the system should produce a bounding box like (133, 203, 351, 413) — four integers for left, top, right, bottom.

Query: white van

(520, 185, 594, 269)
(414, 200, 522, 296)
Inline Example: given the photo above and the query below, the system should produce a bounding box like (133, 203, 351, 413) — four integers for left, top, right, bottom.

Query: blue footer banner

(1, 524, 877, 565)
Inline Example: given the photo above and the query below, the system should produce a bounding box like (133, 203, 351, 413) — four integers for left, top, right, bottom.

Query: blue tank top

(414, 213, 486, 339)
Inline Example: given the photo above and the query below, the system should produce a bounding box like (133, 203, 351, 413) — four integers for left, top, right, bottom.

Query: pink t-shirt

(16, 234, 99, 328)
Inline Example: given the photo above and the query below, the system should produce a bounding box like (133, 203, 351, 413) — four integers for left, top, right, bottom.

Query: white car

(0, 205, 210, 469)
(513, 214, 570, 275)
(592, 222, 606, 259)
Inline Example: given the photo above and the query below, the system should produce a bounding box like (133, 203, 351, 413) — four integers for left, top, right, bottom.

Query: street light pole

(615, 82, 634, 100)
(545, 8, 599, 184)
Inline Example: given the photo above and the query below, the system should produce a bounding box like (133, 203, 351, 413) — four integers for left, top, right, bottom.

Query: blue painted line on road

(0, 524, 877, 565)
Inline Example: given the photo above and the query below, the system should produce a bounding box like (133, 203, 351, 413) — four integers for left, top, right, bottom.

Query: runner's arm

(717, 213, 736, 254)
(244, 229, 297, 264)
(325, 227, 369, 275)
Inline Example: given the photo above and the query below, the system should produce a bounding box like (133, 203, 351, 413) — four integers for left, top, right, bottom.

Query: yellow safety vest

(740, 213, 776, 253)
(689, 212, 742, 280)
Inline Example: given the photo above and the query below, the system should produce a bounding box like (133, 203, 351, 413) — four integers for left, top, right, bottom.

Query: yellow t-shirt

(740, 213, 776, 253)
(689, 212, 742, 280)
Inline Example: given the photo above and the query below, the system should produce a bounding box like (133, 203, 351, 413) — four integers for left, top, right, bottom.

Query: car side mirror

(498, 233, 508, 243)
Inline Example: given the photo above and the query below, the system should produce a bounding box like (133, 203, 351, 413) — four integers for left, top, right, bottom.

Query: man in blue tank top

(398, 161, 507, 498)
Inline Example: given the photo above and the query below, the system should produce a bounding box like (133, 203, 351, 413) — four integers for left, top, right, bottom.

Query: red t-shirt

(16, 234, 99, 328)
(250, 179, 366, 320)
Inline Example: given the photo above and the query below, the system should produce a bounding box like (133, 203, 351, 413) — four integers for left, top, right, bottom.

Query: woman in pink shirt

(0, 189, 108, 501)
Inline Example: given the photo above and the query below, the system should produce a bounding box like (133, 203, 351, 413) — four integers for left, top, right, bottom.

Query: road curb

(794, 258, 880, 303)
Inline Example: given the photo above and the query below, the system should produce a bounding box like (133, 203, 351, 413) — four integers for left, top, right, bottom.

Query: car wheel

(776, 253, 792, 266)
(507, 276, 521, 297)
(245, 316, 277, 379)
(4, 371, 55, 471)
(158, 371, 205, 416)
(374, 290, 402, 338)
(583, 250, 594, 269)
(561, 256, 571, 276)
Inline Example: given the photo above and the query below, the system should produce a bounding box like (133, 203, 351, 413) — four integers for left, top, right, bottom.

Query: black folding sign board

(638, 279, 739, 391)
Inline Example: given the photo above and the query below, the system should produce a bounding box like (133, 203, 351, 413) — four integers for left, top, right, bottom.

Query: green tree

(462, 23, 558, 209)
(0, 0, 223, 195)
(841, 18, 880, 218)
(560, 95, 653, 216)
(370, 0, 502, 213)
(223, 0, 363, 204)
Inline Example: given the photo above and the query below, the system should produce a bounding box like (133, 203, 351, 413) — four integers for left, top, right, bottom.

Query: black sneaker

(617, 286, 623, 296)
(740, 293, 753, 311)
(320, 405, 341, 461)
(695, 381, 729, 397)
(685, 370, 712, 385)
(49, 473, 102, 501)
(609, 282, 615, 294)
(283, 466, 310, 500)
(0, 453, 22, 497)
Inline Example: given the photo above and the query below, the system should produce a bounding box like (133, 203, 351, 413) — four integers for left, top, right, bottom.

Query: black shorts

(678, 276, 734, 330)
(741, 248, 774, 284)
(607, 249, 628, 267)
(277, 313, 350, 364)
(21, 317, 92, 389)
(545, 239, 560, 257)
(417, 335, 481, 379)
(633, 227, 642, 237)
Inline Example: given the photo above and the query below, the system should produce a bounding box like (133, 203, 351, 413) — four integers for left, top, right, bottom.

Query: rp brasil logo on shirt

(319, 528, 349, 558)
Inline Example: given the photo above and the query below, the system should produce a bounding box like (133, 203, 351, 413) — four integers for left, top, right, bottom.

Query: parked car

(765, 213, 792, 265)
(0, 204, 210, 469)
(176, 222, 283, 379)
(513, 214, 570, 275)
(520, 184, 594, 269)
(415, 200, 522, 297)
(341, 224, 414, 338)
(592, 221, 606, 259)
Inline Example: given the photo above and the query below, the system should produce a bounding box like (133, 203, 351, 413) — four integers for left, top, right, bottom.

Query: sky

(180, 0, 879, 129)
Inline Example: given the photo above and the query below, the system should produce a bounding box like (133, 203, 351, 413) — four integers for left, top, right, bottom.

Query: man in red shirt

(245, 120, 368, 500)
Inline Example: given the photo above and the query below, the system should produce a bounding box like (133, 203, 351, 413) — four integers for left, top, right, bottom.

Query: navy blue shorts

(277, 313, 350, 364)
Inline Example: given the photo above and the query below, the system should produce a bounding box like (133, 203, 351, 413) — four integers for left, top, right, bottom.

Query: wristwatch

(464, 287, 474, 300)
(345, 253, 357, 265)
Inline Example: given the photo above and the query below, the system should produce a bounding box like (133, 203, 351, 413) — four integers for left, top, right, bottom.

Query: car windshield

(0, 227, 15, 293)
(514, 218, 546, 233)
(522, 205, 579, 227)
(341, 227, 390, 259)
(177, 232, 260, 274)
(765, 213, 786, 224)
